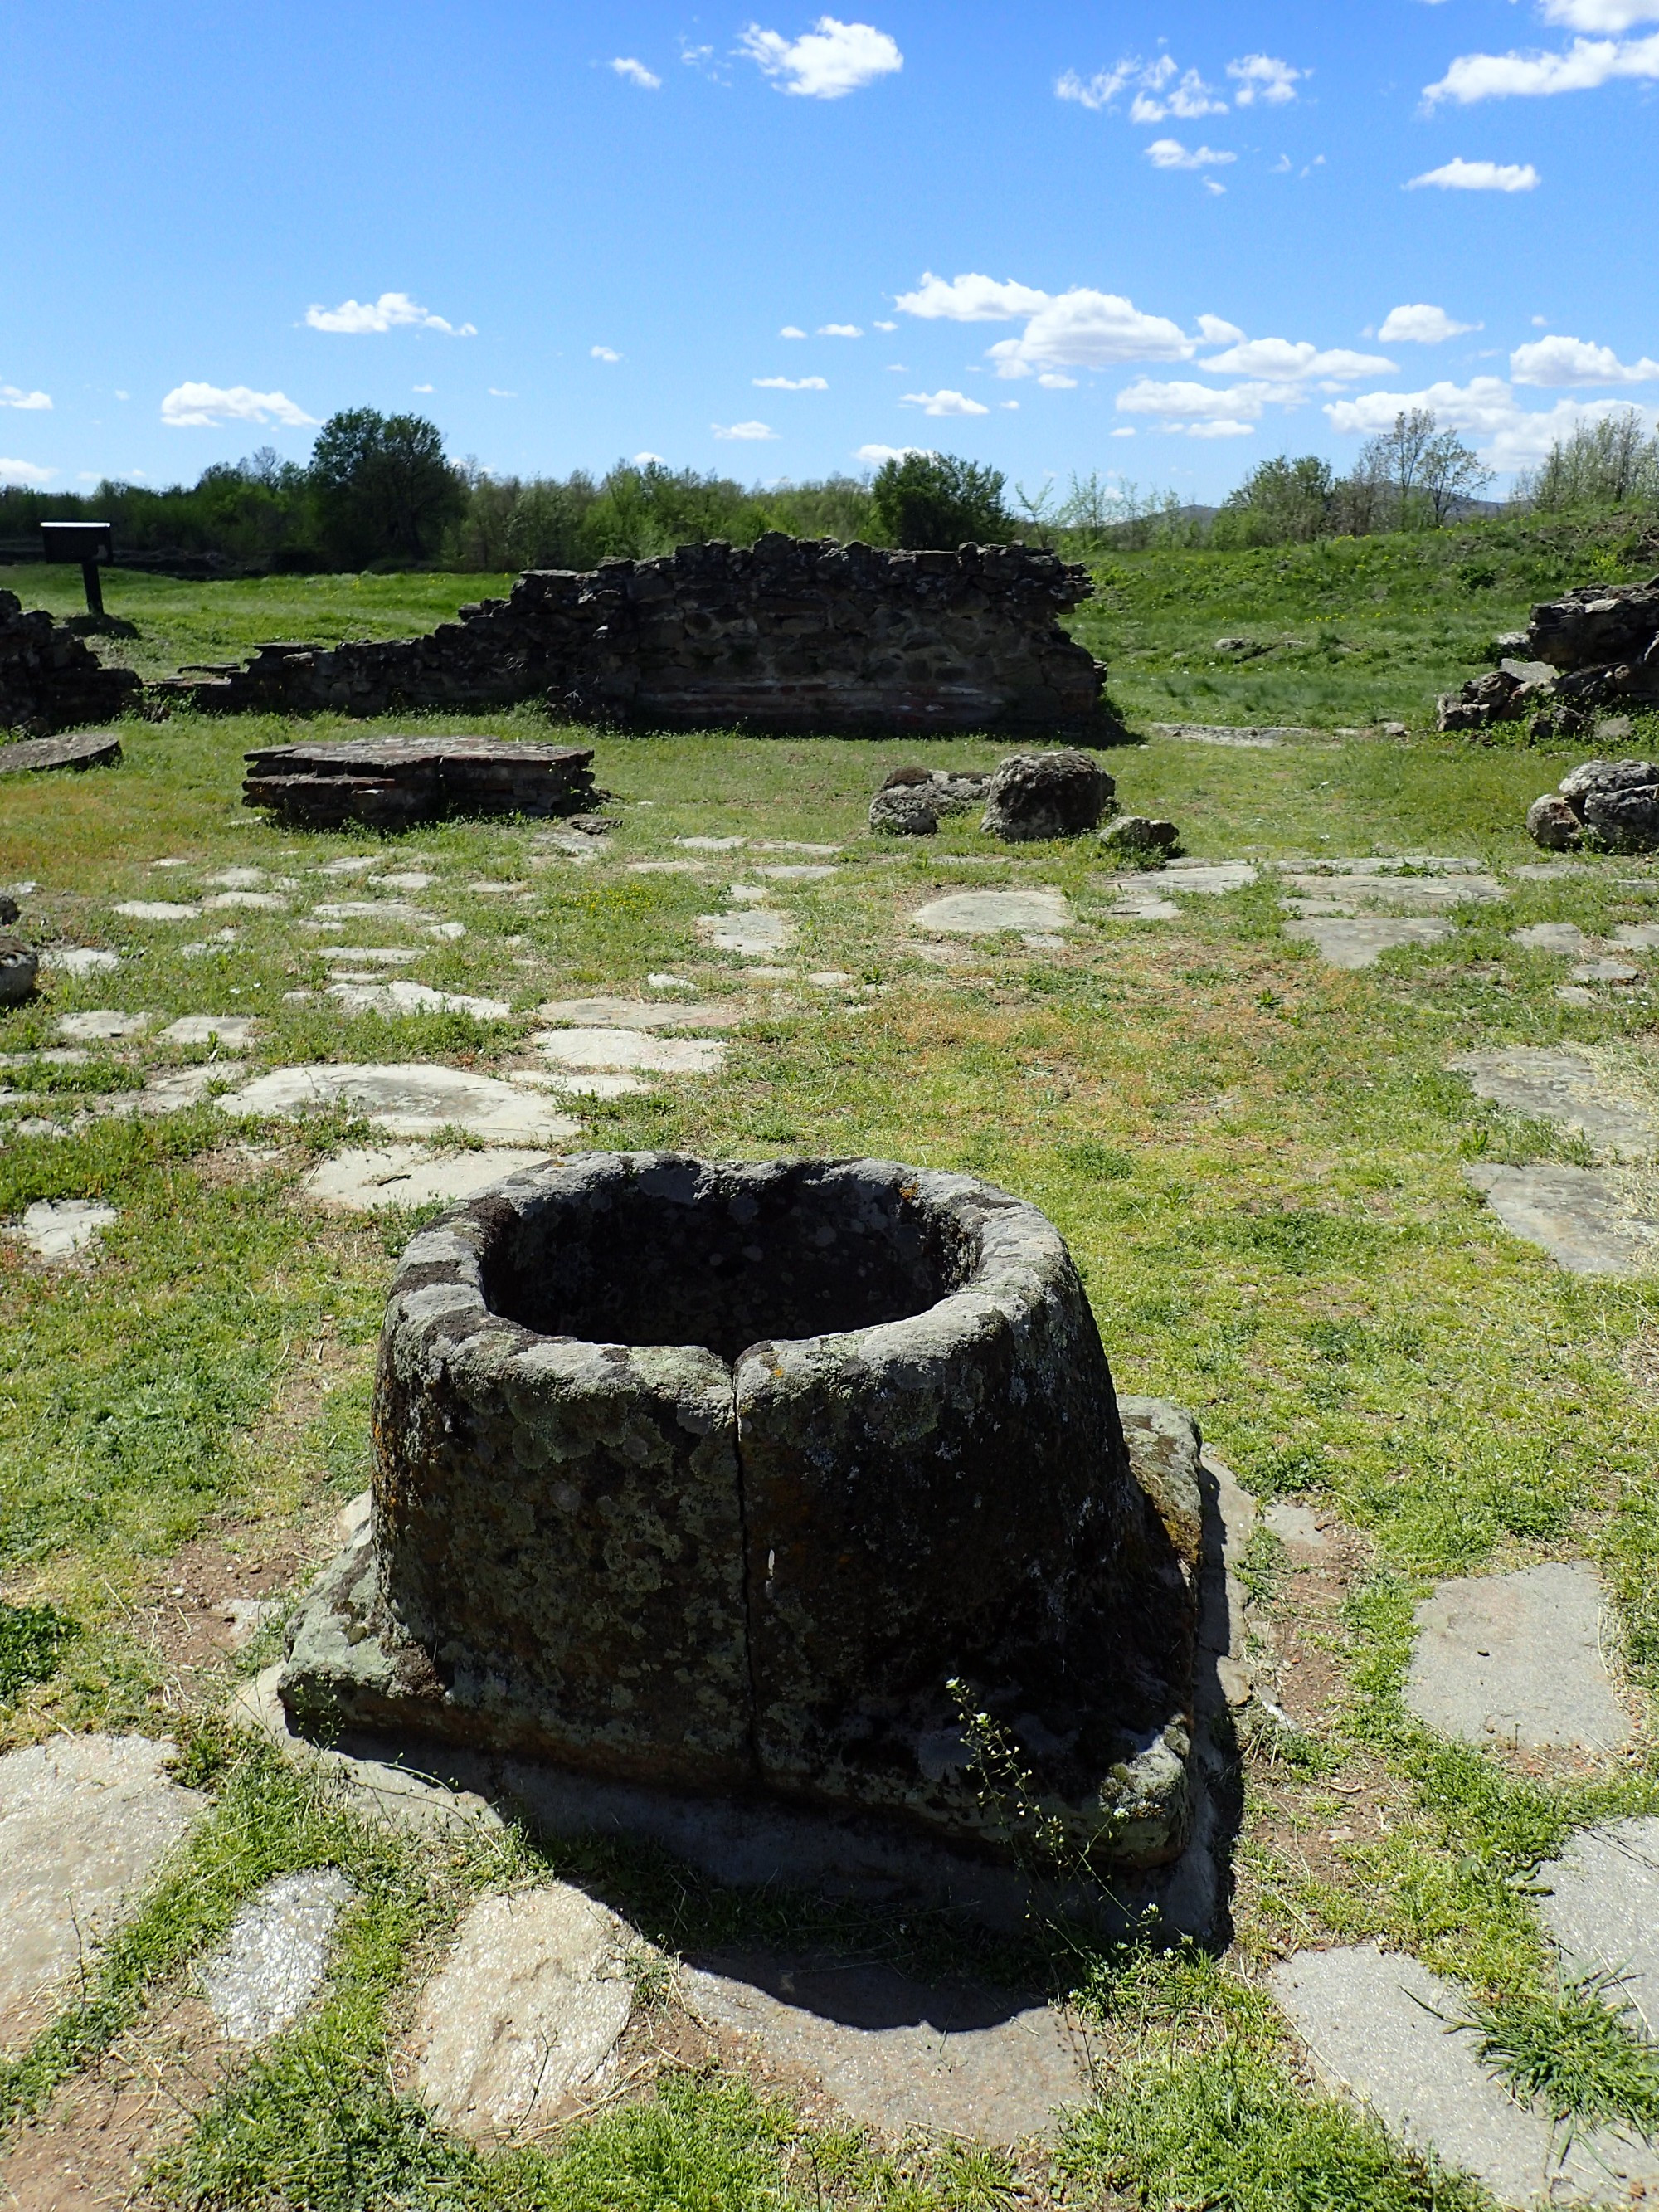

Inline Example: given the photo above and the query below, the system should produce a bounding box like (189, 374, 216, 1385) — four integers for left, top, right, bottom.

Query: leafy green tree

(308, 408, 464, 568)
(1214, 456, 1335, 546)
(868, 453, 1011, 548)
(1520, 409, 1659, 514)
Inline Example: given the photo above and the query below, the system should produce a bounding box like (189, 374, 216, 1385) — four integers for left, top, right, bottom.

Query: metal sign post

(40, 521, 114, 618)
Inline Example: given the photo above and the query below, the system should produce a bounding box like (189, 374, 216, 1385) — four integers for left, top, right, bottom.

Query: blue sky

(3, 0, 1656, 504)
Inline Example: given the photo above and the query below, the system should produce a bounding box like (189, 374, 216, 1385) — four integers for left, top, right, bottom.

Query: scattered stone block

(1404, 1562, 1632, 1753)
(199, 1869, 354, 2044)
(0, 935, 38, 1004)
(910, 889, 1070, 935)
(58, 1010, 150, 1042)
(1272, 1941, 1659, 2207)
(536, 996, 750, 1030)
(304, 1146, 553, 1211)
(1284, 918, 1455, 968)
(696, 909, 794, 956)
(411, 1887, 633, 2139)
(1535, 1816, 1659, 2035)
(325, 980, 510, 1020)
(981, 750, 1111, 842)
(160, 1015, 257, 1048)
(529, 1027, 727, 1074)
(5, 1197, 117, 1262)
(217, 1065, 580, 1144)
(683, 1956, 1086, 2145)
(1465, 1162, 1659, 1276)
(1447, 1047, 1657, 1158)
(1099, 814, 1178, 857)
(0, 1735, 206, 2052)
(244, 737, 597, 831)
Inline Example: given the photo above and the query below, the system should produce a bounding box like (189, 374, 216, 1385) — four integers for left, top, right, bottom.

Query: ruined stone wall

(0, 592, 141, 737)
(1439, 577, 1659, 736)
(153, 536, 1117, 739)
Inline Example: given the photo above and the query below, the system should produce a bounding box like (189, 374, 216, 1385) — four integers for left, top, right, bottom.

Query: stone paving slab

(40, 947, 120, 975)
(1277, 856, 1490, 876)
(4, 1197, 117, 1261)
(311, 899, 436, 924)
(199, 1869, 353, 2044)
(411, 1888, 634, 2140)
(683, 1956, 1088, 2146)
(1404, 1562, 1632, 1753)
(529, 1026, 726, 1074)
(325, 980, 511, 1020)
(314, 945, 423, 967)
(1149, 722, 1296, 747)
(1280, 875, 1503, 911)
(303, 1146, 552, 1211)
(697, 909, 795, 956)
(160, 1014, 257, 1048)
(57, 1010, 149, 1042)
(111, 900, 201, 922)
(0, 1736, 206, 2053)
(1285, 918, 1455, 968)
(910, 889, 1070, 934)
(1464, 1162, 1659, 1276)
(1611, 923, 1659, 952)
(1272, 1942, 1659, 2206)
(1535, 1818, 1659, 2035)
(1447, 1048, 1658, 1159)
(1109, 891, 1184, 921)
(535, 996, 752, 1030)
(217, 1065, 581, 1143)
(1513, 923, 1593, 955)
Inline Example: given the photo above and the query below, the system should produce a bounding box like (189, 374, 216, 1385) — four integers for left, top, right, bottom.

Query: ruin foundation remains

(279, 1153, 1199, 1869)
(1439, 577, 1659, 738)
(0, 592, 141, 737)
(151, 538, 1119, 739)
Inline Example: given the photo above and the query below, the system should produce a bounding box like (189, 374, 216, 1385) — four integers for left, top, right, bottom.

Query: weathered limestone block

(980, 750, 1112, 841)
(242, 735, 596, 831)
(1525, 757, 1659, 854)
(280, 1153, 1197, 1869)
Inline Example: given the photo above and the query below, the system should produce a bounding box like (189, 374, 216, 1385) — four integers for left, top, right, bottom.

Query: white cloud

(1117, 378, 1293, 426)
(1110, 426, 1136, 437)
(754, 374, 829, 389)
(713, 419, 780, 439)
(779, 324, 807, 339)
(114, 389, 129, 401)
(161, 382, 318, 428)
(1326, 378, 1659, 470)
(986, 290, 1196, 377)
(305, 290, 476, 336)
(1511, 334, 1659, 384)
(1146, 138, 1236, 168)
(1197, 314, 1246, 345)
(1408, 158, 1540, 191)
(873, 319, 897, 330)
(1000, 400, 1019, 409)
(0, 457, 54, 484)
(1038, 372, 1078, 389)
(893, 271, 1051, 322)
(1425, 30, 1659, 102)
(1058, 55, 1225, 119)
(1131, 73, 1227, 124)
(817, 322, 863, 337)
(1541, 0, 1659, 22)
(855, 442, 932, 464)
(1201, 338, 1396, 382)
(1379, 303, 1479, 343)
(739, 17, 902, 99)
(0, 385, 51, 410)
(901, 388, 990, 417)
(611, 56, 661, 88)
(1188, 418, 1257, 436)
(413, 382, 435, 392)
(489, 387, 517, 398)
(591, 345, 622, 363)
(1204, 178, 1227, 195)
(1228, 53, 1302, 105)
(635, 451, 666, 463)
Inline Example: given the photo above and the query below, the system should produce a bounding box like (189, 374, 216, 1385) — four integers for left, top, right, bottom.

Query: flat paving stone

(535, 996, 752, 1030)
(1285, 917, 1456, 968)
(202, 867, 268, 889)
(57, 1010, 149, 1041)
(1261, 1498, 1333, 1556)
(683, 1956, 1087, 2146)
(697, 909, 795, 956)
(1272, 1941, 1659, 2206)
(1570, 958, 1642, 985)
(311, 899, 435, 923)
(304, 1145, 552, 1211)
(1447, 1047, 1658, 1159)
(529, 1026, 726, 1074)
(1110, 892, 1183, 921)
(1282, 855, 1489, 876)
(0, 1735, 206, 2051)
(910, 889, 1070, 934)
(372, 870, 439, 892)
(511, 1069, 652, 1099)
(1405, 1562, 1632, 1754)
(676, 835, 747, 850)
(325, 980, 510, 1020)
(1148, 721, 1292, 747)
(1280, 875, 1503, 910)
(411, 1887, 634, 2140)
(217, 1065, 580, 1143)
(315, 945, 422, 967)
(111, 900, 201, 922)
(1535, 1817, 1659, 2035)
(4, 1197, 116, 1261)
(627, 859, 708, 875)
(1465, 1162, 1659, 1276)
(756, 840, 842, 855)
(752, 864, 839, 881)
(160, 1014, 257, 1048)
(41, 947, 120, 975)
(1512, 923, 1593, 955)
(1610, 923, 1659, 952)
(204, 890, 287, 911)
(1156, 860, 1258, 893)
(199, 1869, 354, 2044)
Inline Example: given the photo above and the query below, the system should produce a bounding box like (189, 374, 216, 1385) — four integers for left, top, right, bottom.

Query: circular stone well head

(285, 1153, 1197, 1868)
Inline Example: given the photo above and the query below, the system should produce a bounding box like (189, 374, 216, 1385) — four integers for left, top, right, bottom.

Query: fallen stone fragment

(1527, 793, 1584, 851)
(1404, 1561, 1632, 1753)
(1272, 1942, 1659, 2207)
(325, 980, 510, 1020)
(0, 1736, 206, 2052)
(112, 901, 202, 922)
(160, 1015, 257, 1048)
(870, 786, 942, 835)
(683, 1956, 1087, 2145)
(199, 1869, 354, 2044)
(529, 1026, 727, 1074)
(1465, 1161, 1659, 1277)
(1535, 1817, 1659, 2035)
(0, 935, 39, 1004)
(1447, 1046, 1657, 1158)
(1284, 917, 1455, 968)
(217, 1065, 580, 1143)
(304, 1146, 552, 1211)
(411, 1887, 633, 2139)
(910, 889, 1070, 935)
(980, 750, 1110, 842)
(4, 1197, 117, 1261)
(535, 996, 751, 1030)
(1099, 814, 1178, 857)
(58, 1010, 149, 1042)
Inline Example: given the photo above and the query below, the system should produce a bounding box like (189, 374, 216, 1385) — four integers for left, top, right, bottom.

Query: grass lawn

(0, 565, 1656, 2207)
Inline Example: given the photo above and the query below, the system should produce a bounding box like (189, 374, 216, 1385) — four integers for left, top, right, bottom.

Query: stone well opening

(479, 1162, 968, 1364)
(281, 1153, 1200, 1870)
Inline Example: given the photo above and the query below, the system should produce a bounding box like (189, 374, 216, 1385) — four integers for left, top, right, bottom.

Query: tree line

(2, 403, 1654, 574)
